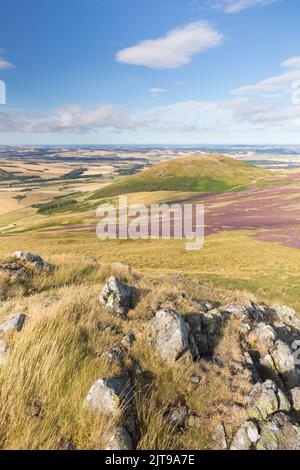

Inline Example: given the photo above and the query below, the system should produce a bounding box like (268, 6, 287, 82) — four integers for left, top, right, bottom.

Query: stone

(212, 423, 228, 450)
(0, 340, 6, 364)
(221, 303, 246, 320)
(99, 276, 133, 318)
(201, 309, 222, 336)
(151, 309, 191, 363)
(105, 347, 125, 366)
(0, 313, 27, 334)
(0, 263, 28, 279)
(270, 340, 298, 389)
(252, 323, 277, 347)
(244, 301, 270, 322)
(11, 251, 54, 272)
(239, 323, 251, 335)
(86, 376, 132, 416)
(121, 332, 135, 349)
(230, 421, 260, 450)
(104, 325, 118, 334)
(190, 375, 200, 385)
(272, 305, 297, 327)
(291, 387, 300, 412)
(256, 412, 300, 450)
(248, 380, 290, 421)
(166, 406, 188, 429)
(106, 427, 134, 450)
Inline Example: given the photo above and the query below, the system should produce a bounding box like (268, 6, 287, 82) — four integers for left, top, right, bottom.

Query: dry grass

(0, 254, 265, 450)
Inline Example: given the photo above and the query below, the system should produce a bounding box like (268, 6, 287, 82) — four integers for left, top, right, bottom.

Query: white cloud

(148, 88, 167, 98)
(116, 21, 223, 69)
(232, 56, 300, 95)
(212, 0, 278, 13)
(0, 58, 14, 70)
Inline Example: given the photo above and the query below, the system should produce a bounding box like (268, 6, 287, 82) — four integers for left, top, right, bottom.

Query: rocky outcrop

(248, 380, 290, 421)
(11, 251, 55, 272)
(99, 276, 133, 318)
(0, 263, 28, 279)
(256, 412, 300, 450)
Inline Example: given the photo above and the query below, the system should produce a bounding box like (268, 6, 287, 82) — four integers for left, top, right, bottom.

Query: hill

(89, 154, 269, 199)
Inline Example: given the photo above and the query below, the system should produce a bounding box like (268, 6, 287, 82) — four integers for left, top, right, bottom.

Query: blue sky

(0, 0, 300, 144)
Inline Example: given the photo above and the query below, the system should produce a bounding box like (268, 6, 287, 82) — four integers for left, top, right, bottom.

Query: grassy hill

(89, 154, 269, 199)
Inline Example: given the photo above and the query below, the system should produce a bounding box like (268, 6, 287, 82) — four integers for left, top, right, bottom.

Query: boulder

(151, 309, 191, 363)
(248, 380, 290, 421)
(230, 421, 260, 450)
(269, 340, 298, 389)
(86, 376, 132, 416)
(11, 251, 54, 272)
(272, 305, 297, 327)
(99, 276, 133, 318)
(0, 313, 27, 334)
(0, 339, 6, 364)
(252, 323, 277, 347)
(256, 412, 300, 450)
(166, 406, 188, 429)
(244, 301, 270, 322)
(106, 427, 134, 450)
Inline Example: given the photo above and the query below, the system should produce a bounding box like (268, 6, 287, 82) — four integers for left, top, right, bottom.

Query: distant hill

(89, 154, 269, 199)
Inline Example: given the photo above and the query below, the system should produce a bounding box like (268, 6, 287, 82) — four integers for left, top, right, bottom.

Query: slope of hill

(89, 154, 269, 199)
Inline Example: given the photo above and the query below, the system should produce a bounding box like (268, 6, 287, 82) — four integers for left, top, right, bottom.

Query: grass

(0, 255, 256, 450)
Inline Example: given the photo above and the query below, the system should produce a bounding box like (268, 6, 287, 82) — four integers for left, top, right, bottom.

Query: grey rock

(167, 406, 188, 429)
(270, 340, 298, 389)
(212, 423, 228, 450)
(0, 313, 27, 334)
(151, 309, 191, 363)
(99, 276, 133, 318)
(0, 340, 6, 364)
(190, 375, 200, 385)
(256, 412, 300, 450)
(221, 302, 246, 318)
(106, 427, 134, 450)
(86, 376, 132, 416)
(272, 305, 297, 327)
(12, 251, 54, 272)
(244, 301, 270, 322)
(121, 332, 135, 349)
(230, 421, 260, 450)
(104, 324, 118, 334)
(252, 323, 277, 347)
(248, 380, 290, 421)
(105, 347, 125, 366)
(0, 263, 28, 279)
(291, 387, 300, 412)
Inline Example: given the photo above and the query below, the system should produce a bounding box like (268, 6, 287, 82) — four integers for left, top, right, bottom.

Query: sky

(0, 0, 300, 145)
